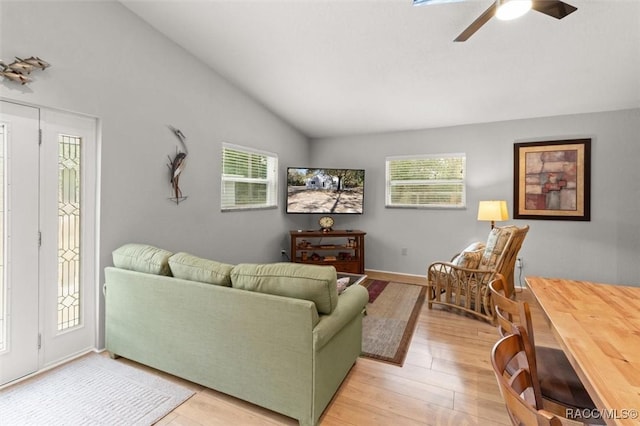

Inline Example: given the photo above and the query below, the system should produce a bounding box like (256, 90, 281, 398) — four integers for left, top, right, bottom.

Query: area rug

(361, 280, 426, 367)
(0, 353, 194, 425)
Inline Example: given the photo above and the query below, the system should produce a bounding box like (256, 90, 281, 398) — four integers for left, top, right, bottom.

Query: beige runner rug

(361, 280, 426, 366)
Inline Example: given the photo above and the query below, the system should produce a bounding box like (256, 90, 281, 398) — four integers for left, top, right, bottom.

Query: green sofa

(104, 244, 369, 426)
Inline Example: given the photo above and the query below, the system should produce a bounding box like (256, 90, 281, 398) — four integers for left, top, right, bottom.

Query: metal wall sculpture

(167, 126, 188, 204)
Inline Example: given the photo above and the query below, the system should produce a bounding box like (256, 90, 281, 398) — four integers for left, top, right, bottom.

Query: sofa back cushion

(168, 252, 234, 286)
(112, 243, 173, 276)
(230, 263, 339, 314)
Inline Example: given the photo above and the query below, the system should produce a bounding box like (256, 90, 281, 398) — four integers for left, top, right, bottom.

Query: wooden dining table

(525, 276, 640, 426)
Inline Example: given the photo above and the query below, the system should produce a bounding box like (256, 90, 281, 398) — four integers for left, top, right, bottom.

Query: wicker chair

(427, 225, 529, 322)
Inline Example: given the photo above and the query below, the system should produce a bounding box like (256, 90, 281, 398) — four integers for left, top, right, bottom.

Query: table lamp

(477, 200, 509, 229)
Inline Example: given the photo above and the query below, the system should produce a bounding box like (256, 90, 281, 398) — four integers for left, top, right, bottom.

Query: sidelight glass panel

(57, 134, 81, 331)
(0, 124, 5, 350)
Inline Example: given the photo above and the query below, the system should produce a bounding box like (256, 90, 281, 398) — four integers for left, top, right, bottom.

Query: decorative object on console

(167, 125, 188, 204)
(337, 252, 352, 261)
(297, 239, 312, 249)
(0, 56, 50, 85)
(514, 138, 591, 221)
(477, 200, 509, 229)
(319, 215, 334, 232)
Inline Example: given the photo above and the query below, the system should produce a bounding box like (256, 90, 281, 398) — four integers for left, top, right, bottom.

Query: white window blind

(385, 153, 466, 208)
(221, 143, 278, 211)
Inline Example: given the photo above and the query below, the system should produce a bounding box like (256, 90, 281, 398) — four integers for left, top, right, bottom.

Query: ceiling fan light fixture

(495, 0, 532, 21)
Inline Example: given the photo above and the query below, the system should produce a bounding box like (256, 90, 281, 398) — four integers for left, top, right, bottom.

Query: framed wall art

(513, 138, 591, 221)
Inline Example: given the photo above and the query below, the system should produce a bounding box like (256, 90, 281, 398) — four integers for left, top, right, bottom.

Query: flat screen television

(286, 167, 365, 214)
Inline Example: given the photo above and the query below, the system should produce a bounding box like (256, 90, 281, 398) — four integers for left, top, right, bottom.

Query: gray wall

(2, 1, 639, 352)
(310, 108, 640, 286)
(1, 1, 309, 347)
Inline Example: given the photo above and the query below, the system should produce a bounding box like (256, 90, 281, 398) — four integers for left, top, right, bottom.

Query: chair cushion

(478, 226, 516, 271)
(230, 262, 339, 314)
(452, 242, 486, 269)
(536, 345, 597, 410)
(112, 243, 173, 276)
(168, 252, 233, 286)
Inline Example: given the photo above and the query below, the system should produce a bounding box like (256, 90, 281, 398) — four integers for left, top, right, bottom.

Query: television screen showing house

(286, 168, 365, 214)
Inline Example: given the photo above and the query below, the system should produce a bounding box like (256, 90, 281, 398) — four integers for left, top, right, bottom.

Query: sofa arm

(313, 284, 368, 350)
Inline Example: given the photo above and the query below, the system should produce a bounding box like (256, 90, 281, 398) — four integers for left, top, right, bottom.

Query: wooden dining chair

(489, 275, 604, 424)
(491, 326, 564, 426)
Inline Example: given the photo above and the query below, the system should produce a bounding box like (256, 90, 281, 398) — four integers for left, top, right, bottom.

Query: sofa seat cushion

(112, 243, 173, 276)
(231, 263, 339, 314)
(168, 252, 233, 286)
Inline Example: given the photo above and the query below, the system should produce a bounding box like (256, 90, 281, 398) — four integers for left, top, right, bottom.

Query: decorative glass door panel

(58, 134, 81, 332)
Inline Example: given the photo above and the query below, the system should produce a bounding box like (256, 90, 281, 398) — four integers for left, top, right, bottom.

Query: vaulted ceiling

(121, 0, 640, 138)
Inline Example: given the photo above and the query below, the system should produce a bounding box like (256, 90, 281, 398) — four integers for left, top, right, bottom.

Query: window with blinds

(385, 153, 466, 208)
(221, 143, 278, 211)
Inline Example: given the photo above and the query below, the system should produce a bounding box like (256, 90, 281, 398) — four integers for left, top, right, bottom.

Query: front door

(0, 101, 97, 386)
(0, 101, 40, 384)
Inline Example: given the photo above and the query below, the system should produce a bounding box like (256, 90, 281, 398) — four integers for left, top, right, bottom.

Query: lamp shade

(477, 200, 509, 222)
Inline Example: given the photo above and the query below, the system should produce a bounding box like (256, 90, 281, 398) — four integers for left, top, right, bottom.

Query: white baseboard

(364, 269, 427, 286)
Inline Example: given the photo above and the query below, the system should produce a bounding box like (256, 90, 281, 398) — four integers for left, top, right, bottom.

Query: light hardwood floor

(112, 284, 556, 426)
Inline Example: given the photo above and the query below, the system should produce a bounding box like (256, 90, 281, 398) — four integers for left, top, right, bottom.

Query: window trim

(385, 153, 466, 209)
(221, 143, 278, 212)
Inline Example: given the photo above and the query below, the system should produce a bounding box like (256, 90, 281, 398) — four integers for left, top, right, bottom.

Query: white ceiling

(121, 0, 640, 138)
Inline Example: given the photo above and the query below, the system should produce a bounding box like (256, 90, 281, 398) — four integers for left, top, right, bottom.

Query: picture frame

(513, 138, 591, 221)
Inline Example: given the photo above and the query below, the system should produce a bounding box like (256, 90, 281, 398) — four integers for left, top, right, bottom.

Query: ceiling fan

(413, 0, 577, 42)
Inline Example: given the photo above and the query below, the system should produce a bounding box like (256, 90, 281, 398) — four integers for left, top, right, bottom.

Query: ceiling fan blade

(531, 0, 577, 19)
(454, 1, 498, 42)
(413, 0, 467, 5)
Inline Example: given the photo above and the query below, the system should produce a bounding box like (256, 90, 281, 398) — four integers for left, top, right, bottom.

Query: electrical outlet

(281, 249, 286, 256)
(516, 258, 523, 269)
